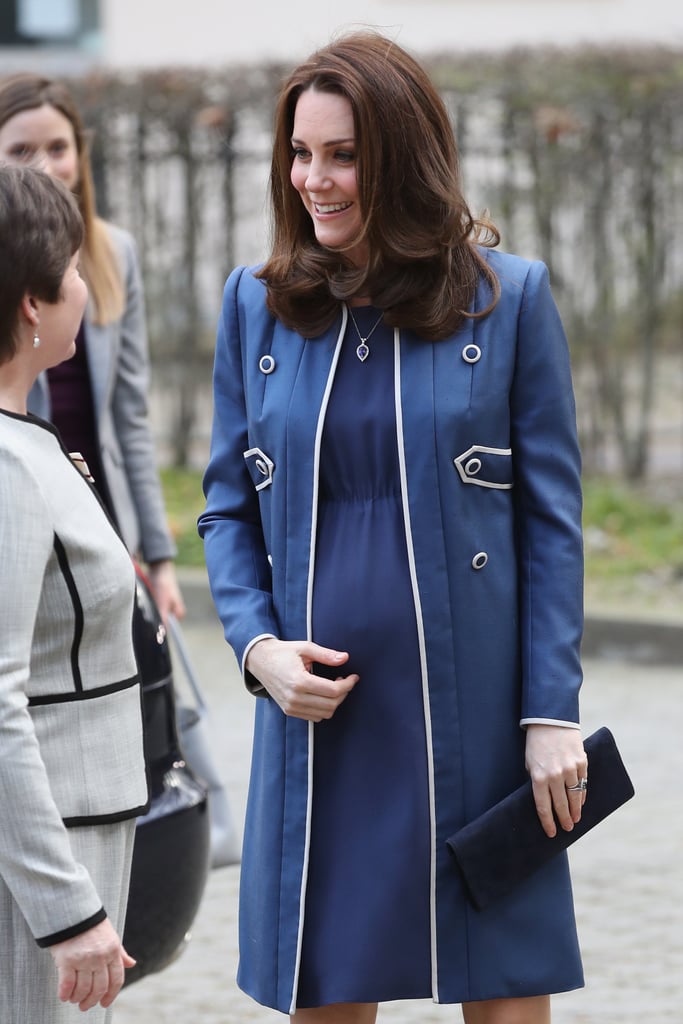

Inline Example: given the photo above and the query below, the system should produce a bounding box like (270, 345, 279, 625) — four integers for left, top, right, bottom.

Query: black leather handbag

(123, 563, 212, 985)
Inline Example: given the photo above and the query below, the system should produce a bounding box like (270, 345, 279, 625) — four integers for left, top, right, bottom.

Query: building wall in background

(102, 0, 683, 68)
(3, 0, 683, 73)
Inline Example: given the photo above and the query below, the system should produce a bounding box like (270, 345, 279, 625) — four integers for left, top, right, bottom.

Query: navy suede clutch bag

(446, 726, 635, 911)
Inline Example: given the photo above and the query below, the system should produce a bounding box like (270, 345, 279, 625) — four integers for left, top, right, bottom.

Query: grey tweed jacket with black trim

(0, 409, 148, 947)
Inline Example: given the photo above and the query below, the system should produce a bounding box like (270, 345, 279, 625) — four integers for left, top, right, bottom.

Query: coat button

(462, 343, 481, 364)
(259, 354, 276, 374)
(464, 457, 482, 477)
(471, 551, 488, 570)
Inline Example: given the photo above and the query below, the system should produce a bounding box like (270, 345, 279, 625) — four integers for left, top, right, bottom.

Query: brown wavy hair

(0, 73, 124, 326)
(257, 31, 500, 340)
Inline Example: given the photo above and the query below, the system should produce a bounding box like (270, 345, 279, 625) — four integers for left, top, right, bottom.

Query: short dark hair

(0, 165, 83, 364)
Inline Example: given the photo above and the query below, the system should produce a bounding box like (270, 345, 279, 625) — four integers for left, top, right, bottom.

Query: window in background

(0, 0, 100, 49)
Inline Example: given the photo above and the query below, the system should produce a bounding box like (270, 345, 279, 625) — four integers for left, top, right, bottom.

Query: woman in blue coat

(199, 31, 587, 1024)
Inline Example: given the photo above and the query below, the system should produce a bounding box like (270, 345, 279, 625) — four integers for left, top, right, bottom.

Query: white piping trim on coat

(453, 444, 513, 489)
(393, 331, 440, 1002)
(520, 717, 581, 729)
(243, 446, 275, 490)
(289, 306, 348, 1014)
(241, 632, 277, 679)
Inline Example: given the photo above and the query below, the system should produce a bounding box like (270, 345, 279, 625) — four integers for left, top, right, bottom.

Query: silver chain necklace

(347, 306, 384, 363)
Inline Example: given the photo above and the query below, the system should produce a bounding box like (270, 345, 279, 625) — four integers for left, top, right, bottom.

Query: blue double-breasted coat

(199, 248, 584, 1013)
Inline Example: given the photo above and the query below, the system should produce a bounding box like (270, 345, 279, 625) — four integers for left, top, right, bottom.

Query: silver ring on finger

(566, 778, 588, 792)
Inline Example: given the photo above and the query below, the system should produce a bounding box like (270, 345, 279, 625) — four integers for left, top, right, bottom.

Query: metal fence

(67, 49, 683, 479)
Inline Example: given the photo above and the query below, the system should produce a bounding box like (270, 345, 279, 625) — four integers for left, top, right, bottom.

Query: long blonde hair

(0, 73, 124, 326)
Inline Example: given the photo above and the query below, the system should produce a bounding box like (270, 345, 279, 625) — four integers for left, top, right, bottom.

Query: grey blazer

(0, 410, 148, 947)
(28, 223, 176, 564)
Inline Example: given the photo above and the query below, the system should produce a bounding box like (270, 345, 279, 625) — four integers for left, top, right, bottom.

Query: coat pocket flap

(243, 447, 275, 490)
(453, 445, 513, 489)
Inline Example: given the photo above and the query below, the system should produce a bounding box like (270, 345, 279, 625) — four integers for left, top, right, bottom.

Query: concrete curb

(582, 614, 682, 666)
(176, 569, 683, 668)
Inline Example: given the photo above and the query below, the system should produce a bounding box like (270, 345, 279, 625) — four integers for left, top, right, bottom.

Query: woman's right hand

(49, 918, 135, 1011)
(245, 638, 359, 721)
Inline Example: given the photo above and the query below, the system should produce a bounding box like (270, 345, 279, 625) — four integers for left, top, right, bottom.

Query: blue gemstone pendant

(348, 305, 383, 363)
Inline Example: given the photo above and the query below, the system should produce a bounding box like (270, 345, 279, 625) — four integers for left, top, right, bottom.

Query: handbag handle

(167, 614, 208, 714)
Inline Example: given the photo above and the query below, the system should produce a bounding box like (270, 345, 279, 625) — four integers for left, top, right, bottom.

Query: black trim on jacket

(52, 533, 84, 692)
(35, 906, 107, 949)
(62, 800, 151, 829)
(27, 674, 139, 707)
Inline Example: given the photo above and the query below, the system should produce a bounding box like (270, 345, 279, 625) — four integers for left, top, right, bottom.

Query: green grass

(583, 480, 683, 577)
(160, 466, 207, 567)
(161, 467, 683, 609)
(582, 478, 683, 611)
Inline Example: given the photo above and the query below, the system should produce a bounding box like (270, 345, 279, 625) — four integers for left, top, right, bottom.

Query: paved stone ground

(114, 614, 683, 1023)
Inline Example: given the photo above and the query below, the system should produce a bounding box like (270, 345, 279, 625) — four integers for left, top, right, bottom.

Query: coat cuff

(241, 633, 278, 696)
(520, 718, 581, 729)
(35, 906, 107, 948)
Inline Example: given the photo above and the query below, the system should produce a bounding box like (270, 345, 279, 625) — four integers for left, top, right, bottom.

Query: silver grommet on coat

(267, 554, 273, 567)
(259, 354, 276, 374)
(471, 551, 488, 570)
(464, 457, 482, 477)
(243, 446, 274, 490)
(462, 344, 482, 364)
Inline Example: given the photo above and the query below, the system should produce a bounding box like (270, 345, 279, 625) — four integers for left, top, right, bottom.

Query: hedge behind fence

(66, 46, 683, 477)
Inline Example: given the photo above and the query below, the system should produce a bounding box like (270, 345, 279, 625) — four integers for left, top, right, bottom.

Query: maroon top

(47, 322, 113, 515)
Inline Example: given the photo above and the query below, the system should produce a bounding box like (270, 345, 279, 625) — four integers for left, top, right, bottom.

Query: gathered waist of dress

(318, 486, 402, 505)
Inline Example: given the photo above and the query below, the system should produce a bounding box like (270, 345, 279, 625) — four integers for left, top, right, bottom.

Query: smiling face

(0, 103, 80, 191)
(290, 87, 367, 267)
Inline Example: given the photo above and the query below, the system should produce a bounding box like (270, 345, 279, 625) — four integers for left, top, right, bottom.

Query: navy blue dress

(297, 310, 433, 1007)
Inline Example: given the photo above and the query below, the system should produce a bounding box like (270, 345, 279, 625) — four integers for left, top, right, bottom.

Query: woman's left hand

(146, 559, 186, 623)
(525, 724, 588, 838)
(49, 918, 135, 1011)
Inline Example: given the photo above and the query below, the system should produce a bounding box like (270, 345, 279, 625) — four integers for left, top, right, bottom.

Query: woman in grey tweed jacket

(0, 71, 184, 622)
(0, 167, 148, 1021)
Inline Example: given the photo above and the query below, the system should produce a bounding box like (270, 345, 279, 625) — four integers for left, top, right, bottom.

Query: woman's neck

(0, 363, 31, 415)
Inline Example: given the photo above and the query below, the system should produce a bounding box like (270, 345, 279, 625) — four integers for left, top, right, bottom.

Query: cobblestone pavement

(114, 614, 683, 1024)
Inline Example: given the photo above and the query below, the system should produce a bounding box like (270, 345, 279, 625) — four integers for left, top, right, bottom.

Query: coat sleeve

(510, 260, 584, 725)
(108, 225, 177, 564)
(0, 452, 105, 945)
(198, 268, 280, 685)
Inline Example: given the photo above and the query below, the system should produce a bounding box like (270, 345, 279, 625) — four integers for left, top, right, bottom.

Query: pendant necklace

(347, 306, 384, 363)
